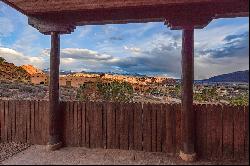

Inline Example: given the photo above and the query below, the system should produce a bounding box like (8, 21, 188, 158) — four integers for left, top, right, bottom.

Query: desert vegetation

(76, 81, 134, 102)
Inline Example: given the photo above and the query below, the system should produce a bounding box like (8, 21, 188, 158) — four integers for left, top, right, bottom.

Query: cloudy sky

(0, 2, 249, 80)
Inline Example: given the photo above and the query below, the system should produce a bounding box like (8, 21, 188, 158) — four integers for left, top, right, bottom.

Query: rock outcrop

(0, 59, 31, 83)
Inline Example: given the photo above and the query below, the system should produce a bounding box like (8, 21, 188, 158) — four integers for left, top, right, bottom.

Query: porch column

(47, 32, 62, 150)
(179, 28, 196, 161)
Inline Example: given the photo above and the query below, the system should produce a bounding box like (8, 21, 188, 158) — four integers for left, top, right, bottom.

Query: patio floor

(1, 145, 248, 165)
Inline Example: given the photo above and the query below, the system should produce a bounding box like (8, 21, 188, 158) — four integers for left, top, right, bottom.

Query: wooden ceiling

(2, 0, 244, 14)
(2, 0, 249, 34)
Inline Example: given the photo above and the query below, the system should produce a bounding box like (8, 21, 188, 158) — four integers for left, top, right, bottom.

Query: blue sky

(0, 2, 249, 79)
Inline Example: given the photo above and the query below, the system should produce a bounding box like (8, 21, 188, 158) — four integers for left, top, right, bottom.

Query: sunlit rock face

(21, 64, 43, 75)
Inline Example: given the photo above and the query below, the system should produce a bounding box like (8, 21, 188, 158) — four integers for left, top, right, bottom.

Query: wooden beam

(28, 17, 76, 35)
(24, 0, 248, 34)
(47, 32, 62, 150)
(179, 28, 196, 162)
(3, 0, 249, 15)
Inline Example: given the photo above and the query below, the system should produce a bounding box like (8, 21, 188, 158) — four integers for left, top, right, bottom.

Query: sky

(0, 2, 249, 80)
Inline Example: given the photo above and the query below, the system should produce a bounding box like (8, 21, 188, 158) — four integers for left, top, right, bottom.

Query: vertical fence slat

(30, 101, 35, 144)
(161, 104, 167, 153)
(107, 102, 116, 149)
(233, 106, 245, 160)
(151, 103, 157, 152)
(67, 101, 72, 146)
(128, 103, 134, 150)
(76, 102, 82, 147)
(63, 101, 69, 146)
(6, 101, 11, 142)
(133, 102, 143, 151)
(0, 100, 4, 142)
(90, 102, 95, 148)
(206, 104, 213, 159)
(106, 102, 112, 148)
(119, 103, 129, 150)
(195, 104, 207, 159)
(38, 101, 44, 144)
(4, 101, 8, 142)
(223, 105, 234, 160)
(41, 100, 46, 145)
(215, 104, 223, 160)
(15, 100, 21, 143)
(23, 100, 29, 143)
(206, 104, 223, 160)
(73, 101, 78, 146)
(156, 104, 162, 152)
(244, 106, 249, 160)
(102, 102, 107, 149)
(92, 103, 103, 148)
(143, 103, 152, 152)
(69, 101, 74, 146)
(37, 101, 42, 144)
(1, 100, 7, 142)
(46, 101, 50, 144)
(81, 102, 86, 147)
(115, 103, 120, 149)
(89, 102, 95, 148)
(12, 100, 17, 142)
(34, 101, 39, 144)
(43, 101, 48, 144)
(61, 101, 66, 145)
(175, 104, 181, 153)
(26, 101, 31, 144)
(9, 100, 15, 142)
(165, 104, 175, 154)
(85, 102, 90, 148)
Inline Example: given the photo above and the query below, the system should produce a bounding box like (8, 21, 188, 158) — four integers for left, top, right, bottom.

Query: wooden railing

(0, 100, 248, 161)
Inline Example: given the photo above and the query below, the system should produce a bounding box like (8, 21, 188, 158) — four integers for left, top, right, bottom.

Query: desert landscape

(0, 0, 249, 165)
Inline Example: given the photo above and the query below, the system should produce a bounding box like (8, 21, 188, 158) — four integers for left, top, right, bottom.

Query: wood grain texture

(133, 103, 143, 151)
(0, 100, 248, 161)
(195, 104, 207, 159)
(233, 106, 245, 160)
(5, 0, 238, 14)
(222, 105, 234, 160)
(143, 103, 152, 152)
(206, 104, 223, 160)
(3, 0, 247, 34)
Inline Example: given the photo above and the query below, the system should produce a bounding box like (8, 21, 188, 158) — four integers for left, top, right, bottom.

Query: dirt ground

(0, 142, 30, 163)
(1, 145, 249, 165)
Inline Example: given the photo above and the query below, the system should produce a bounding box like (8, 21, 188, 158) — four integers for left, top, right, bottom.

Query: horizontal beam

(25, 0, 248, 34)
(3, 0, 247, 15)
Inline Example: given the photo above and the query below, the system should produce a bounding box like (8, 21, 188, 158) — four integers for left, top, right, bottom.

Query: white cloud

(195, 55, 249, 80)
(0, 3, 248, 80)
(123, 46, 141, 54)
(0, 47, 46, 68)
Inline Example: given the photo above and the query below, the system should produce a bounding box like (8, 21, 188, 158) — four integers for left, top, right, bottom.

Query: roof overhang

(2, 0, 249, 34)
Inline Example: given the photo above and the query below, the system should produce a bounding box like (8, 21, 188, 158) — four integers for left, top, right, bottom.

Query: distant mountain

(42, 69, 73, 75)
(21, 65, 43, 75)
(0, 57, 30, 83)
(203, 70, 249, 83)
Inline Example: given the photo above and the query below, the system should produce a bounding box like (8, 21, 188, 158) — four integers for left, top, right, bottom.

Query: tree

(229, 94, 249, 106)
(0, 57, 6, 64)
(76, 80, 134, 102)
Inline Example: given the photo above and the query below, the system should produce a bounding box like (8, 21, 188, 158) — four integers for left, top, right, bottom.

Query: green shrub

(76, 81, 134, 102)
(0, 57, 6, 64)
(229, 94, 249, 106)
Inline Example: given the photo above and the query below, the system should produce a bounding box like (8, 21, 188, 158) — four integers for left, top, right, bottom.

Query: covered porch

(1, 0, 249, 162)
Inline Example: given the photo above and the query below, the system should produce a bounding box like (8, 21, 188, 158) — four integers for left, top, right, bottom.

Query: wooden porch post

(47, 32, 62, 150)
(179, 28, 196, 161)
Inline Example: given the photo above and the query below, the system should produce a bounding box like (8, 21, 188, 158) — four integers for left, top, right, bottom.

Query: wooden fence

(0, 100, 248, 161)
